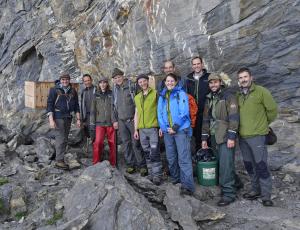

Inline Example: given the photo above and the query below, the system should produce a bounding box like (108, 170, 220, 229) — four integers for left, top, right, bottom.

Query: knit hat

(112, 68, 124, 78)
(99, 77, 109, 83)
(136, 74, 149, 82)
(60, 74, 71, 80)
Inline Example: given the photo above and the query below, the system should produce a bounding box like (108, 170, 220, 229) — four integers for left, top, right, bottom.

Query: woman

(157, 73, 195, 195)
(90, 77, 117, 166)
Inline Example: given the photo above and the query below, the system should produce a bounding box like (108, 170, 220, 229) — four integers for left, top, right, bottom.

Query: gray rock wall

(0, 0, 299, 118)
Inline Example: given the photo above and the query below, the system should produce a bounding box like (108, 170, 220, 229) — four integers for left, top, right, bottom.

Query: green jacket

(237, 83, 277, 138)
(202, 87, 239, 144)
(134, 88, 158, 129)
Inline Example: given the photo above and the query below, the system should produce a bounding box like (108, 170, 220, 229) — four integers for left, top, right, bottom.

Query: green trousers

(211, 135, 236, 200)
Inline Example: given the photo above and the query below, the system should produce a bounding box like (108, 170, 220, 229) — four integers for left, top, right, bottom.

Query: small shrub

(46, 210, 63, 225)
(15, 211, 27, 220)
(0, 177, 9, 186)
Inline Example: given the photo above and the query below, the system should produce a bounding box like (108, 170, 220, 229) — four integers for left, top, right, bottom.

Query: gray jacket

(113, 79, 136, 121)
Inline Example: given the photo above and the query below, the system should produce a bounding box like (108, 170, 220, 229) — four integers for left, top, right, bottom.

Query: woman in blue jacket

(157, 73, 195, 195)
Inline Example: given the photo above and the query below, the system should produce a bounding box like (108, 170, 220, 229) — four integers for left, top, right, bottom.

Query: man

(157, 60, 185, 92)
(185, 56, 210, 150)
(112, 68, 147, 175)
(133, 74, 163, 185)
(202, 73, 239, 206)
(237, 67, 277, 207)
(47, 74, 81, 169)
(80, 74, 96, 138)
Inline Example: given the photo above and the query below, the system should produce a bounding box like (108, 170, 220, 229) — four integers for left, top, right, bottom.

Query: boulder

(35, 137, 55, 164)
(9, 186, 27, 218)
(62, 161, 167, 229)
(163, 185, 225, 230)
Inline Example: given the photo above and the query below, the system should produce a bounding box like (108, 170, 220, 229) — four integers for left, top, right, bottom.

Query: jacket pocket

(215, 120, 228, 144)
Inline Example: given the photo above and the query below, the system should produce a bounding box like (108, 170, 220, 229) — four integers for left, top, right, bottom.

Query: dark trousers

(93, 126, 116, 166)
(211, 136, 238, 199)
(193, 113, 203, 151)
(118, 119, 146, 168)
(239, 136, 272, 200)
(55, 118, 72, 161)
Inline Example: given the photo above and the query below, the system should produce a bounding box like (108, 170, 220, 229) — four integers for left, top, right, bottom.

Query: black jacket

(47, 84, 80, 119)
(185, 69, 210, 113)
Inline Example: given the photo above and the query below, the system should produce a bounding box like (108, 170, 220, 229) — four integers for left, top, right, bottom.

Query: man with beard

(202, 73, 239, 206)
(185, 57, 210, 150)
(237, 67, 277, 207)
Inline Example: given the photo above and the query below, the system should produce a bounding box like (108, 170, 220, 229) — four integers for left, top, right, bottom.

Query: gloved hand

(89, 128, 96, 143)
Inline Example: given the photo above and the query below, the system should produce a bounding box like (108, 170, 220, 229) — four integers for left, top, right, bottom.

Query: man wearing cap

(89, 77, 117, 166)
(133, 74, 163, 185)
(185, 56, 210, 150)
(201, 73, 239, 206)
(111, 68, 147, 175)
(80, 74, 96, 140)
(237, 67, 277, 207)
(47, 74, 81, 169)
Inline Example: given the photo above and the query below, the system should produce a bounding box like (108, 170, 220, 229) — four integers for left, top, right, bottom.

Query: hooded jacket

(157, 86, 191, 135)
(202, 87, 239, 144)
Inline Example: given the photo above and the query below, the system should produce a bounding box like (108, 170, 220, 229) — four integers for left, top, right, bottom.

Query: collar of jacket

(84, 85, 95, 91)
(139, 87, 153, 96)
(238, 83, 256, 95)
(160, 85, 182, 97)
(187, 69, 208, 80)
(95, 89, 112, 97)
(55, 84, 71, 93)
(116, 79, 129, 89)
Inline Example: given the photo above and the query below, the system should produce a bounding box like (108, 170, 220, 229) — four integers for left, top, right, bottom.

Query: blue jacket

(157, 86, 191, 135)
(47, 83, 80, 119)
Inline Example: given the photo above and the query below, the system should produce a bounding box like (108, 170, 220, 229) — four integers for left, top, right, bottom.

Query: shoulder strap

(128, 80, 136, 102)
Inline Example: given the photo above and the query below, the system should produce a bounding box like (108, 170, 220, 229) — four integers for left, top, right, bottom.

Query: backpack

(54, 87, 76, 108)
(175, 92, 198, 128)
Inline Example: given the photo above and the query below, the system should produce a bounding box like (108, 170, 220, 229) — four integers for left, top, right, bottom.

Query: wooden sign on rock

(24, 81, 79, 109)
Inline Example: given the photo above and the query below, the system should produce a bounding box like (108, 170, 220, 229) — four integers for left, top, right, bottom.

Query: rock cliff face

(0, 0, 299, 118)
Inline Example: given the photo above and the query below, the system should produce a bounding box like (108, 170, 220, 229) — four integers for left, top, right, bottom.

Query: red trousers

(93, 126, 116, 166)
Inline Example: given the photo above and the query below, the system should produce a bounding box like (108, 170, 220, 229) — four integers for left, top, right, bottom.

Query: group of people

(46, 56, 277, 207)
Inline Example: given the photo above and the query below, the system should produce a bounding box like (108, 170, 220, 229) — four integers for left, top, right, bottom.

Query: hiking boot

(262, 200, 273, 207)
(55, 161, 69, 170)
(243, 191, 261, 200)
(180, 186, 193, 196)
(217, 197, 235, 207)
(126, 167, 136, 174)
(140, 168, 148, 177)
(152, 177, 162, 186)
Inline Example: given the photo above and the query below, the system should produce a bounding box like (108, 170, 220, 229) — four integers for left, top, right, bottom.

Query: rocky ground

(0, 108, 299, 230)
